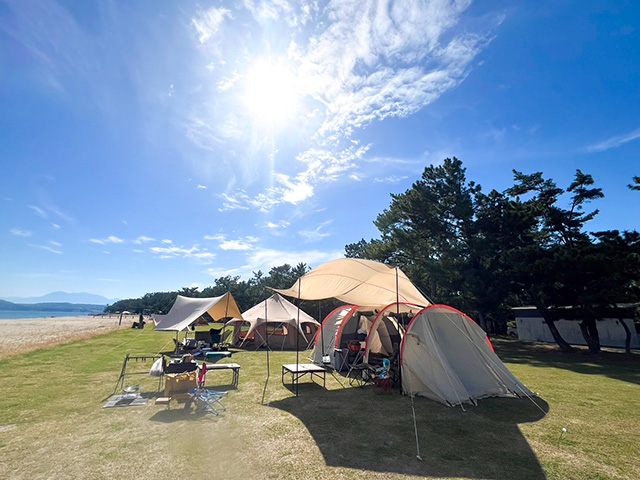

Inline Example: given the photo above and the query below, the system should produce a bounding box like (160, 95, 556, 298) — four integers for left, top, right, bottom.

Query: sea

(0, 310, 102, 320)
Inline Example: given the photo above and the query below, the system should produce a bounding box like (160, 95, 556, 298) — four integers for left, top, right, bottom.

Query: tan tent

(225, 293, 320, 350)
(274, 258, 431, 308)
(154, 293, 243, 332)
(401, 305, 533, 406)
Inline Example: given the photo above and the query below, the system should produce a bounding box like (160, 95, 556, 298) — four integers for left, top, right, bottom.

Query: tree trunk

(618, 317, 632, 354)
(544, 318, 574, 352)
(579, 319, 600, 354)
(477, 311, 488, 333)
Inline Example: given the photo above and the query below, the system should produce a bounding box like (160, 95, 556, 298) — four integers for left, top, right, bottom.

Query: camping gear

(164, 371, 198, 397)
(225, 293, 319, 350)
(400, 305, 533, 406)
(189, 388, 227, 415)
(154, 293, 244, 353)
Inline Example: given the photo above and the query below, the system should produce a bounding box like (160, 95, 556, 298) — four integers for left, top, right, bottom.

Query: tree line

(105, 264, 342, 322)
(346, 157, 640, 353)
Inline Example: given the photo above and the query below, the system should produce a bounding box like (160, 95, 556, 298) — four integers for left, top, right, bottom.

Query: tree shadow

(269, 385, 548, 480)
(494, 339, 640, 386)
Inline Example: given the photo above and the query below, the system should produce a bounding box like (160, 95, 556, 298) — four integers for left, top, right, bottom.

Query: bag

(149, 357, 164, 377)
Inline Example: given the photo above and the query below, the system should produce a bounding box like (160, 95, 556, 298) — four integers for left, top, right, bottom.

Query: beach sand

(0, 315, 134, 360)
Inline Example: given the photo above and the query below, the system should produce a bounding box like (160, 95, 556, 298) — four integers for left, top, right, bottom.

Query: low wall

(514, 315, 640, 349)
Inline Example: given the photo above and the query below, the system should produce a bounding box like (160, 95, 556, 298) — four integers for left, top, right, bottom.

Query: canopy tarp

(274, 258, 430, 308)
(154, 293, 243, 332)
(225, 293, 319, 349)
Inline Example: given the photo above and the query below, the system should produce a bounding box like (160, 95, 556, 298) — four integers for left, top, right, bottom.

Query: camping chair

(373, 358, 393, 394)
(189, 388, 227, 415)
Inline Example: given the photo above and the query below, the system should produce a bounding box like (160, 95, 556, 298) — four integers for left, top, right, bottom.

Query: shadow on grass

(494, 339, 640, 386)
(270, 385, 548, 480)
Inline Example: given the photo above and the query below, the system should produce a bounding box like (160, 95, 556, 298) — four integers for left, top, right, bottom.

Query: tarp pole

(319, 301, 325, 364)
(296, 280, 301, 396)
(262, 297, 270, 405)
(221, 292, 230, 347)
(396, 267, 401, 388)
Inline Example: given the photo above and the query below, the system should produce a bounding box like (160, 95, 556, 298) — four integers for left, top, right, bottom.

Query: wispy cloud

(185, 0, 495, 210)
(29, 205, 47, 218)
(197, 184, 207, 189)
(299, 220, 333, 242)
(585, 127, 640, 153)
(374, 175, 408, 184)
(89, 236, 124, 245)
(28, 244, 62, 254)
(150, 244, 216, 263)
(192, 6, 231, 44)
(206, 234, 259, 251)
(10, 228, 32, 237)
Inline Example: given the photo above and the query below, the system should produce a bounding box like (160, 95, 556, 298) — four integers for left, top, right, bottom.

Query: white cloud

(10, 228, 32, 237)
(150, 244, 216, 263)
(299, 220, 333, 242)
(204, 234, 226, 241)
(51, 223, 61, 229)
(161, 239, 173, 244)
(241, 247, 344, 275)
(192, 7, 231, 44)
(374, 175, 408, 184)
(28, 244, 62, 254)
(219, 240, 253, 251)
(134, 235, 155, 244)
(197, 184, 207, 189)
(216, 71, 240, 92)
(89, 236, 124, 245)
(48, 240, 62, 247)
(29, 205, 47, 218)
(585, 127, 640, 153)
(265, 221, 290, 230)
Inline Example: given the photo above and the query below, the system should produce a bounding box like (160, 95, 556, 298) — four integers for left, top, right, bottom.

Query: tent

(275, 258, 431, 308)
(362, 302, 422, 363)
(225, 293, 320, 350)
(400, 305, 533, 406)
(154, 293, 243, 332)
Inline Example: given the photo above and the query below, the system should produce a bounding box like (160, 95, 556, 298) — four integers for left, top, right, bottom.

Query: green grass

(0, 328, 638, 480)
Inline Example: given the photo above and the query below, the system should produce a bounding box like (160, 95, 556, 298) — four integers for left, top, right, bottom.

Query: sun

(242, 59, 300, 128)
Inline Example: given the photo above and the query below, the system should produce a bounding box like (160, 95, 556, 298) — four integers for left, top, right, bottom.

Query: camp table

(281, 363, 327, 388)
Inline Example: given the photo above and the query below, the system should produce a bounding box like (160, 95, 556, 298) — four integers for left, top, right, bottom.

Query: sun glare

(243, 60, 300, 128)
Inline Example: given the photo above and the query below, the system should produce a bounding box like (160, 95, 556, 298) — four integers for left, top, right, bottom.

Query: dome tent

(401, 305, 534, 406)
(225, 293, 320, 350)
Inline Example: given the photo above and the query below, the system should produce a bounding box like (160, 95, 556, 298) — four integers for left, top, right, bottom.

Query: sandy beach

(0, 315, 135, 360)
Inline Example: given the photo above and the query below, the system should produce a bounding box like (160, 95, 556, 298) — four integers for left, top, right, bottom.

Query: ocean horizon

(0, 310, 106, 320)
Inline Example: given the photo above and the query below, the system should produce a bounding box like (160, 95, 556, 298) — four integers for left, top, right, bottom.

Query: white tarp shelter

(275, 258, 431, 308)
(154, 293, 243, 332)
(401, 305, 533, 406)
(225, 293, 320, 349)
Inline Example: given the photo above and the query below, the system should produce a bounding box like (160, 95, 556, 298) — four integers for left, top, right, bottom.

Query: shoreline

(0, 315, 136, 360)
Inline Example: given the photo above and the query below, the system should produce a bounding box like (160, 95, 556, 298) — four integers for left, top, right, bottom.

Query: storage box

(164, 371, 197, 396)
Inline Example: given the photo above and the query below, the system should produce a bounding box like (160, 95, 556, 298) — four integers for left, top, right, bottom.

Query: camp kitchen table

(281, 363, 326, 388)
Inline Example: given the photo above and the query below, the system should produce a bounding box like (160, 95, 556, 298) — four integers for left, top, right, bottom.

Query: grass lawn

(0, 327, 638, 480)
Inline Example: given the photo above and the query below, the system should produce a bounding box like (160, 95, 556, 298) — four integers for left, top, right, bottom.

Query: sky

(1, 0, 639, 301)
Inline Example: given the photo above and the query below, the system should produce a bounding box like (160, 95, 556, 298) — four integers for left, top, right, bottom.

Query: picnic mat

(103, 393, 149, 408)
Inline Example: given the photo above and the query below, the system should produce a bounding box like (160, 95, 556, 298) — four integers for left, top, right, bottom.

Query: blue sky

(1, 0, 638, 301)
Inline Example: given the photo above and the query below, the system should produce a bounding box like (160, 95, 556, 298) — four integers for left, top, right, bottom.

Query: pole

(262, 296, 270, 405)
(221, 293, 230, 347)
(396, 267, 401, 389)
(319, 301, 325, 364)
(296, 280, 301, 396)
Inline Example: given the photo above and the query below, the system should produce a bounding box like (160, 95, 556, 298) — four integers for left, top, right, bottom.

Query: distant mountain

(0, 291, 119, 305)
(0, 299, 106, 313)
